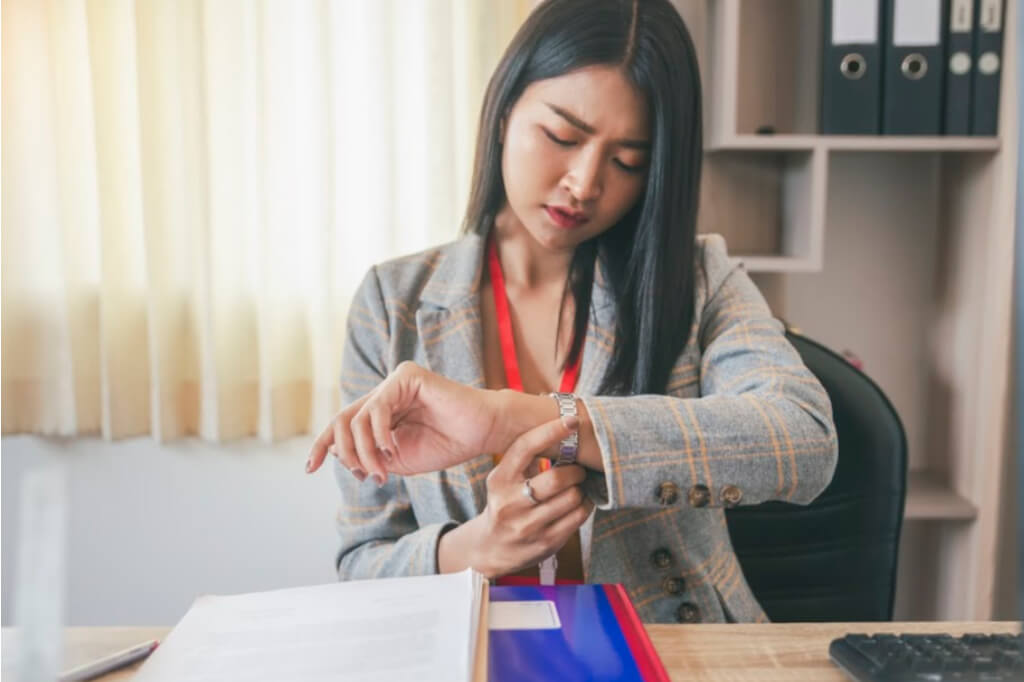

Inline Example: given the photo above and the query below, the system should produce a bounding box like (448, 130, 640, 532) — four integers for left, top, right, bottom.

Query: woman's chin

(527, 223, 586, 252)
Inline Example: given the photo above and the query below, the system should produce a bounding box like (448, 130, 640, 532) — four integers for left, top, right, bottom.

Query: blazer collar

(419, 233, 487, 311)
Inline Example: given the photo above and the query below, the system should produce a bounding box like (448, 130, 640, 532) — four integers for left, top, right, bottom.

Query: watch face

(557, 436, 579, 465)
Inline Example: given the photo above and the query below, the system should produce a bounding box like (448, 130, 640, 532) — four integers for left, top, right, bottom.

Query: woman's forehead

(518, 66, 649, 138)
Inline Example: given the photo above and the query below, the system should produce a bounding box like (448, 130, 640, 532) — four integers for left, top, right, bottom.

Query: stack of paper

(134, 569, 488, 682)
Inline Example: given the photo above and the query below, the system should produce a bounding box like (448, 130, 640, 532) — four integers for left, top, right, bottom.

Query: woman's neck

(491, 205, 573, 293)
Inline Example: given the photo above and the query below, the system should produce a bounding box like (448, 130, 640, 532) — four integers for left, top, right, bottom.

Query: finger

(367, 399, 396, 466)
(516, 497, 593, 568)
(334, 413, 367, 482)
(524, 484, 585, 527)
(336, 400, 370, 481)
(308, 392, 370, 474)
(525, 464, 586, 502)
(352, 402, 388, 486)
(306, 421, 336, 473)
(494, 417, 575, 484)
(541, 495, 594, 547)
(372, 362, 422, 452)
(330, 444, 365, 483)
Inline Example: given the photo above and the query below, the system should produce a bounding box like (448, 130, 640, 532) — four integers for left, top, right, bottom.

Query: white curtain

(2, 0, 531, 442)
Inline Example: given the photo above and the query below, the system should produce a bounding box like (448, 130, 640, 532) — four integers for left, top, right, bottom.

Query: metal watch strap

(547, 391, 579, 466)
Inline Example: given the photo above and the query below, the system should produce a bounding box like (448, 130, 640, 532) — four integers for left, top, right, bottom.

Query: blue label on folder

(488, 585, 646, 682)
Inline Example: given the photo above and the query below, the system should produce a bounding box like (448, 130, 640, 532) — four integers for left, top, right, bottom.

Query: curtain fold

(2, 0, 532, 443)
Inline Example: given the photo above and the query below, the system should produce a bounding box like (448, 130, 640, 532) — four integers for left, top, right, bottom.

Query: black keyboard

(829, 632, 1024, 681)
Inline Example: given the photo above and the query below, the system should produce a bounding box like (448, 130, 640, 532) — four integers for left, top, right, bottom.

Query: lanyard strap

(487, 236, 582, 394)
(488, 233, 584, 586)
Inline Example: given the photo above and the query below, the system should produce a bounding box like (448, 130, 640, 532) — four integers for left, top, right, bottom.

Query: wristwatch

(547, 391, 579, 466)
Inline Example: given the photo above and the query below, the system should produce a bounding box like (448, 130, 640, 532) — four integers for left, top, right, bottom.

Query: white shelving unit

(673, 0, 1020, 620)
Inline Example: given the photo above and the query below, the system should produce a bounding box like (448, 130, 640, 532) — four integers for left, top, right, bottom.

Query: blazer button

(676, 602, 702, 623)
(662, 576, 686, 595)
(650, 548, 673, 570)
(720, 484, 743, 508)
(687, 484, 711, 508)
(656, 481, 680, 506)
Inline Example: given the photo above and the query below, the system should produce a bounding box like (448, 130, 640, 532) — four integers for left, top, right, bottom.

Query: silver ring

(522, 479, 540, 505)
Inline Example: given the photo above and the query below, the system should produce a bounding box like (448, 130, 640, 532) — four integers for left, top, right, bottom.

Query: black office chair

(725, 329, 907, 622)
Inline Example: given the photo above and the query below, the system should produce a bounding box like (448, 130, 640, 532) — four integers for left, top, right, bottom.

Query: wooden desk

(3, 622, 1020, 681)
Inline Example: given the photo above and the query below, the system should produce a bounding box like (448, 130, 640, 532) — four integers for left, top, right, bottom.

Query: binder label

(489, 601, 562, 630)
(979, 0, 1002, 31)
(893, 0, 942, 46)
(951, 0, 973, 32)
(832, 0, 879, 44)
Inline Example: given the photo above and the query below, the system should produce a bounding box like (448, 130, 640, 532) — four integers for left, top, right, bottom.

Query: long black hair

(461, 0, 703, 396)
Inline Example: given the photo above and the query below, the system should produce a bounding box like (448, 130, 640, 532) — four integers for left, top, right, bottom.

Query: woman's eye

(614, 159, 646, 174)
(542, 129, 576, 147)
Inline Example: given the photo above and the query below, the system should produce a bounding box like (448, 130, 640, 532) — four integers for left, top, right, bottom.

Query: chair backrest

(725, 330, 907, 622)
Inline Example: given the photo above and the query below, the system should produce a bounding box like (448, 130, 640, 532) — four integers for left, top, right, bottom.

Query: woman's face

(499, 65, 650, 252)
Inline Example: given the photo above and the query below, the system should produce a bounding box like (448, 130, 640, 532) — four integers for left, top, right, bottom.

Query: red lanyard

(488, 234, 585, 586)
(487, 236, 582, 395)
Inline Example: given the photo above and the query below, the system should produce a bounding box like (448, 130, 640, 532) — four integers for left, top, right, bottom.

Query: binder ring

(978, 52, 1000, 75)
(839, 53, 866, 80)
(901, 53, 928, 80)
(949, 52, 972, 76)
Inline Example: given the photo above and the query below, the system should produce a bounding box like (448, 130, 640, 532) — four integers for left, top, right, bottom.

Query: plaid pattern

(333, 232, 838, 623)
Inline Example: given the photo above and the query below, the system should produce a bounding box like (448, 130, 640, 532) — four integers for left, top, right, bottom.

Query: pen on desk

(58, 639, 159, 682)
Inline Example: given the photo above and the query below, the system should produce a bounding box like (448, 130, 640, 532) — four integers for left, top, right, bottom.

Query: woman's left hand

(306, 361, 511, 483)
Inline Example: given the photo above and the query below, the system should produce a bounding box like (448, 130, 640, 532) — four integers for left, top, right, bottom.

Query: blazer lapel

(577, 260, 617, 580)
(577, 260, 617, 397)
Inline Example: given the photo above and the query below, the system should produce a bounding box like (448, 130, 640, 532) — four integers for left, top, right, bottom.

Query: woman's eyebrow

(544, 102, 650, 150)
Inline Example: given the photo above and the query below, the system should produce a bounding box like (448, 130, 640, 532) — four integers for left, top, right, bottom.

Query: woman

(306, 0, 837, 624)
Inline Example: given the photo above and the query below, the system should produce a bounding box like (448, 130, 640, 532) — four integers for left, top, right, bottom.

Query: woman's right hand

(438, 415, 594, 578)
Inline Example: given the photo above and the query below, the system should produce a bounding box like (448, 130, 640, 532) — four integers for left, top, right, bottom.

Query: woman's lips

(544, 206, 589, 229)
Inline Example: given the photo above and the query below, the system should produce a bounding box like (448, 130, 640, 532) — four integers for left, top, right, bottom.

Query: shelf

(709, 136, 816, 152)
(903, 471, 977, 521)
(709, 135, 1002, 153)
(700, 149, 826, 273)
(730, 255, 821, 273)
(823, 136, 1001, 152)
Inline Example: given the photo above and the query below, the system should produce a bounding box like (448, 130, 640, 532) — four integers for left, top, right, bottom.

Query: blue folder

(488, 584, 668, 682)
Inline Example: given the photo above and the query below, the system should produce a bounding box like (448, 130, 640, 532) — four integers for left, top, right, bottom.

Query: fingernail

(563, 415, 580, 430)
(379, 448, 393, 463)
(372, 473, 385, 487)
(305, 458, 314, 473)
(351, 468, 367, 482)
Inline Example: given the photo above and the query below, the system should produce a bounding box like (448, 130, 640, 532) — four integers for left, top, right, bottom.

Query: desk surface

(3, 622, 1021, 681)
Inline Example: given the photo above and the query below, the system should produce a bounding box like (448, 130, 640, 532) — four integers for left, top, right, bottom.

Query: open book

(134, 569, 489, 682)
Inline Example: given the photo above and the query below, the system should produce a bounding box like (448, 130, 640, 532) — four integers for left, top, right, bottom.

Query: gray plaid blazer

(333, 232, 838, 624)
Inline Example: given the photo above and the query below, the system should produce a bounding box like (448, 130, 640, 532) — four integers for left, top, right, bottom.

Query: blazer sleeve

(579, 235, 838, 511)
(334, 267, 456, 579)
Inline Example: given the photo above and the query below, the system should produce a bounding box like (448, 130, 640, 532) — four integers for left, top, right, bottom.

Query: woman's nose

(564, 149, 603, 203)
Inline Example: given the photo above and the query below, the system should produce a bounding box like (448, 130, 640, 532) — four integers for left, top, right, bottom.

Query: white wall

(1, 435, 341, 626)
